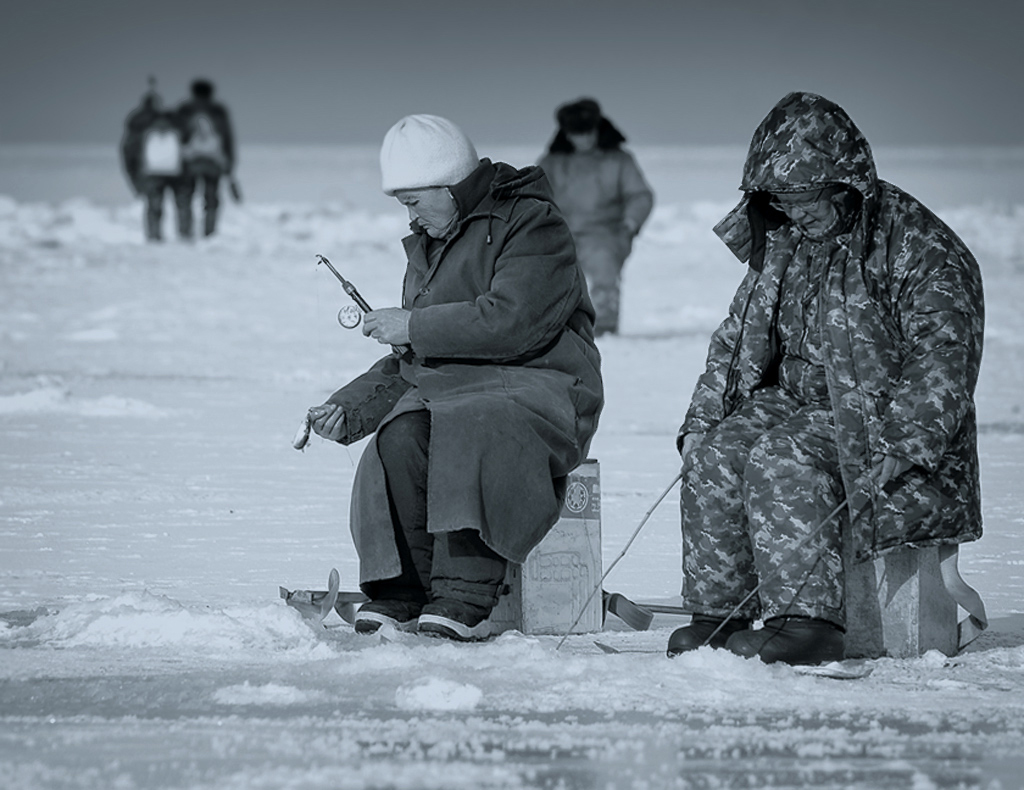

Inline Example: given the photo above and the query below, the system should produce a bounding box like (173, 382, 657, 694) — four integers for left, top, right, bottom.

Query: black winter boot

(724, 616, 844, 665)
(354, 600, 423, 634)
(418, 599, 493, 642)
(666, 615, 753, 657)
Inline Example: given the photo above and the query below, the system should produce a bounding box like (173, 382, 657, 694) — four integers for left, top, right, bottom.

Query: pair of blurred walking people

(120, 77, 237, 242)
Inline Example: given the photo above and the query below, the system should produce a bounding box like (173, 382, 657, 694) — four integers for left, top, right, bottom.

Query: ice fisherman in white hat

(305, 115, 604, 641)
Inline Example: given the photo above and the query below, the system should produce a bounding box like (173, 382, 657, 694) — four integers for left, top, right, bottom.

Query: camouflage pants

(574, 232, 631, 336)
(681, 386, 846, 627)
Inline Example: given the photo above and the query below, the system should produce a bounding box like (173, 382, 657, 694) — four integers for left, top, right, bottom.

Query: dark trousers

(574, 231, 631, 336)
(174, 172, 221, 237)
(139, 176, 179, 241)
(368, 410, 507, 609)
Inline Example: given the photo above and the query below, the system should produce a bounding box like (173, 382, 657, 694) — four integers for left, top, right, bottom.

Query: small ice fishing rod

(316, 254, 411, 357)
(317, 254, 372, 313)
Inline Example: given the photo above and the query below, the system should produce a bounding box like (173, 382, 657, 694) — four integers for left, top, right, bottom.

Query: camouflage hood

(715, 92, 878, 263)
(740, 91, 877, 197)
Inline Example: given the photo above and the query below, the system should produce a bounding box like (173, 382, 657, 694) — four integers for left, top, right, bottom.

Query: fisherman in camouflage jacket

(667, 92, 984, 665)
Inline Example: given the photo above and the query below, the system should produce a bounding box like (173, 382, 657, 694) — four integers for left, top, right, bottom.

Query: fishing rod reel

(315, 253, 411, 357)
(337, 304, 362, 329)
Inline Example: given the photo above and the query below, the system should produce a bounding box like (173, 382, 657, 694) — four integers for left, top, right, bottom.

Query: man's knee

(744, 433, 836, 494)
(684, 432, 749, 491)
(376, 411, 430, 469)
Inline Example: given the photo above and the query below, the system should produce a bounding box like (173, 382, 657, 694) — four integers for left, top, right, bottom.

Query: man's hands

(871, 454, 913, 490)
(679, 432, 705, 468)
(308, 403, 347, 442)
(363, 308, 411, 346)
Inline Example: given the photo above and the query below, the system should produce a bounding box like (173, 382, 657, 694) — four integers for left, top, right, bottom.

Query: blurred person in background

(174, 78, 237, 238)
(538, 97, 654, 336)
(303, 115, 603, 641)
(668, 92, 984, 666)
(119, 78, 184, 242)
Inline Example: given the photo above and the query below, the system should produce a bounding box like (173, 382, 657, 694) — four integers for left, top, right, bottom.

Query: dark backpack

(183, 111, 227, 170)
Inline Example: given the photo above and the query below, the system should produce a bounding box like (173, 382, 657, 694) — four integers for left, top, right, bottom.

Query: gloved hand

(871, 454, 913, 491)
(679, 431, 705, 470)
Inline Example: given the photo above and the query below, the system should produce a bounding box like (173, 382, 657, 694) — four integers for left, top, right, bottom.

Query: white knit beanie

(380, 114, 480, 195)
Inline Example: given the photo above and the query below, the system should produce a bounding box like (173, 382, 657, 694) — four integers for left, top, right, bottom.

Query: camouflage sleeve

(877, 223, 984, 471)
(680, 266, 760, 441)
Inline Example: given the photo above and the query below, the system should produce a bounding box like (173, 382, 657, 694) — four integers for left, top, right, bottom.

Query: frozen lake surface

(2, 144, 1024, 789)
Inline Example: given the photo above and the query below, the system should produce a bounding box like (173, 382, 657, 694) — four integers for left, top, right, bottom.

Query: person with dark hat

(538, 98, 654, 336)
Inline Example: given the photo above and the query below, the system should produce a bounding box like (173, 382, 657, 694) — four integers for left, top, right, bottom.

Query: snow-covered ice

(2, 144, 1024, 789)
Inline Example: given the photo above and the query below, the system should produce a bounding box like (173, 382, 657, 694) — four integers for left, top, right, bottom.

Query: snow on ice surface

(2, 144, 1024, 789)
(0, 386, 167, 417)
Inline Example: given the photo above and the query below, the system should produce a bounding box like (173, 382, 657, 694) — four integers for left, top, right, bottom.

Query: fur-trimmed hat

(547, 98, 626, 154)
(380, 114, 480, 195)
(556, 98, 602, 134)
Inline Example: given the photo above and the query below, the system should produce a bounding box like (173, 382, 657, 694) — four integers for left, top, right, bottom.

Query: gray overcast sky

(1, 0, 1021, 148)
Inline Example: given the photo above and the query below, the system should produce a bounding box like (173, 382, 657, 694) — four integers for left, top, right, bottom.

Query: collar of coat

(408, 159, 557, 239)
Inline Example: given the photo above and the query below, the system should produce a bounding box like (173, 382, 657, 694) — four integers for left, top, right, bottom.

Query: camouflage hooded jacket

(681, 92, 984, 562)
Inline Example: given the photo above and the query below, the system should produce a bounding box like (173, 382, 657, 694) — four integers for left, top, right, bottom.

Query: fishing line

(315, 256, 325, 397)
(312, 255, 355, 466)
(556, 470, 683, 650)
(699, 497, 853, 648)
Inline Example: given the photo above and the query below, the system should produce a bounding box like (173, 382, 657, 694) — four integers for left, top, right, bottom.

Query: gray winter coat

(326, 160, 603, 583)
